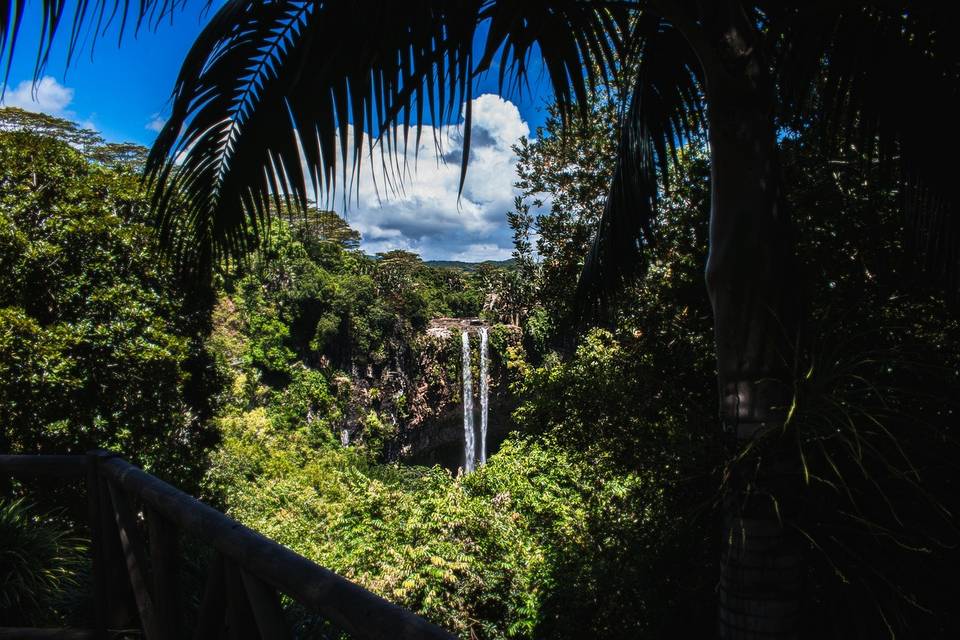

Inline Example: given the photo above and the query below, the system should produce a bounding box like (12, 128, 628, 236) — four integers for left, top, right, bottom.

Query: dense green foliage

(212, 426, 703, 638)
(204, 213, 500, 467)
(761, 136, 960, 636)
(197, 117, 722, 637)
(0, 111, 216, 487)
(508, 91, 621, 331)
(504, 90, 960, 637)
(2, 90, 960, 640)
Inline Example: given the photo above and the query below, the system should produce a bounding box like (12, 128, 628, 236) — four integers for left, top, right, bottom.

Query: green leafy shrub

(0, 499, 86, 625)
(209, 434, 693, 638)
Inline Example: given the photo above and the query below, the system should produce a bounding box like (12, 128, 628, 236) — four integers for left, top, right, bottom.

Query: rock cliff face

(340, 318, 522, 471)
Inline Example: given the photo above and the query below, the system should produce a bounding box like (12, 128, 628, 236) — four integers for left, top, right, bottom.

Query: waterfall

(479, 327, 489, 466)
(461, 330, 475, 473)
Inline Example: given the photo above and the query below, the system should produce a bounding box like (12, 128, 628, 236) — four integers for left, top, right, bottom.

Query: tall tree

(4, 1, 959, 637)
(511, 91, 621, 327)
(0, 123, 217, 490)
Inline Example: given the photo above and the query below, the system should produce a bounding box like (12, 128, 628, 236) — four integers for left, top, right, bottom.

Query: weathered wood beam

(0, 629, 95, 639)
(106, 480, 160, 639)
(193, 553, 227, 640)
(85, 454, 108, 640)
(0, 454, 86, 477)
(241, 569, 292, 640)
(148, 508, 180, 640)
(99, 456, 455, 640)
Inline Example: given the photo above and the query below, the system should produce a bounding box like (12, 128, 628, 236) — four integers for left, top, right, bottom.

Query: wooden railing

(0, 452, 456, 640)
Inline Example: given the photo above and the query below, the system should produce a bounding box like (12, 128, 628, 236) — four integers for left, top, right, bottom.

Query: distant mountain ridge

(425, 258, 516, 272)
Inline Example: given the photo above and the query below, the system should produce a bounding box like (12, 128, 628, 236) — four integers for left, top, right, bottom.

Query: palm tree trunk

(697, 5, 802, 638)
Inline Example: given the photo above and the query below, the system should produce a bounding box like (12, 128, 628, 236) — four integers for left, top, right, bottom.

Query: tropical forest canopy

(1, 2, 959, 639)
(2, 90, 958, 636)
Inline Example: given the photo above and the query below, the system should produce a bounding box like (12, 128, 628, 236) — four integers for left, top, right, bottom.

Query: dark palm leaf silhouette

(3, 2, 960, 638)
(767, 2, 960, 295)
(143, 0, 629, 272)
(7, 2, 952, 296)
(583, 1, 960, 302)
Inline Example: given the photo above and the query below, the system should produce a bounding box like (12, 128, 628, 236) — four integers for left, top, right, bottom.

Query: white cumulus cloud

(1, 76, 75, 116)
(146, 113, 166, 133)
(326, 94, 529, 262)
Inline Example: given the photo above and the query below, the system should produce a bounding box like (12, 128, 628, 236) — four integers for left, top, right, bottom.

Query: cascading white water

(461, 330, 475, 473)
(479, 326, 489, 466)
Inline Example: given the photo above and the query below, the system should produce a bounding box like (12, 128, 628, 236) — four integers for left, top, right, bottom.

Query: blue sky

(1, 2, 556, 260)
(1, 1, 213, 145)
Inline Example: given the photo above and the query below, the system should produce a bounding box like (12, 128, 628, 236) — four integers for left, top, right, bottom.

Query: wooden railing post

(106, 480, 160, 638)
(241, 569, 291, 640)
(149, 508, 180, 639)
(3, 453, 457, 640)
(89, 450, 138, 633)
(224, 561, 259, 640)
(85, 452, 108, 640)
(194, 553, 227, 640)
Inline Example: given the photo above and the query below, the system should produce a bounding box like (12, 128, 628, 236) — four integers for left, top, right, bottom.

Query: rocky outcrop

(424, 316, 491, 338)
(403, 319, 521, 470)
(341, 318, 522, 470)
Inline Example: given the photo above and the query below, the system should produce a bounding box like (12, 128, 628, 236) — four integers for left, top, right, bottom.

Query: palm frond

(577, 11, 706, 312)
(769, 0, 960, 300)
(477, 0, 627, 127)
(148, 0, 625, 266)
(147, 0, 629, 273)
(0, 0, 201, 91)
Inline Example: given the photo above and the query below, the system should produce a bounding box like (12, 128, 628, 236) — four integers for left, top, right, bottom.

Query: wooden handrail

(1, 453, 457, 640)
(0, 454, 86, 476)
(98, 455, 453, 639)
(0, 630, 95, 639)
